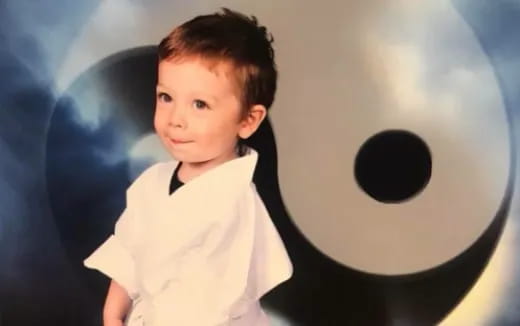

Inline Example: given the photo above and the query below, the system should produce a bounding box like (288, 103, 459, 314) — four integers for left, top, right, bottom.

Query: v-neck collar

(163, 146, 258, 199)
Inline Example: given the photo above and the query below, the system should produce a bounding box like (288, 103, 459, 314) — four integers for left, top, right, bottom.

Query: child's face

(154, 58, 245, 164)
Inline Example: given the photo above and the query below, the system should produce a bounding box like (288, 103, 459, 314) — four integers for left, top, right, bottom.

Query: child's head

(154, 8, 277, 165)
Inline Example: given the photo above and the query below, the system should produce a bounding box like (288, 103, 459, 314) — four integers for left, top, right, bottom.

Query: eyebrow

(156, 83, 174, 93)
(195, 92, 219, 104)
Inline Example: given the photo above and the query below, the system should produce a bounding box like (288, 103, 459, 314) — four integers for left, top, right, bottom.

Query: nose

(168, 106, 187, 129)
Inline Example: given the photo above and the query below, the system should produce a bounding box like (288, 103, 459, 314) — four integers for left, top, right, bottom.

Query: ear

(238, 104, 267, 139)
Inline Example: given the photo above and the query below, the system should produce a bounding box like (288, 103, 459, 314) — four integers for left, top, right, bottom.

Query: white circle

(271, 0, 510, 275)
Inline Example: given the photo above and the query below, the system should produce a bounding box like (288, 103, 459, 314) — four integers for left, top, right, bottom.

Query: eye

(157, 92, 172, 103)
(193, 99, 209, 110)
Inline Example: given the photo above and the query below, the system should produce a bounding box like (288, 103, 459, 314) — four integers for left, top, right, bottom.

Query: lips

(168, 137, 192, 145)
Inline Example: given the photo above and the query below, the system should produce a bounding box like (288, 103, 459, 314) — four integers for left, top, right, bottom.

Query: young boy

(84, 8, 293, 326)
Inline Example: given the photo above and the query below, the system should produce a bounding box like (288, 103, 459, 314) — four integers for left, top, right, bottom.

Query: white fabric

(84, 148, 293, 325)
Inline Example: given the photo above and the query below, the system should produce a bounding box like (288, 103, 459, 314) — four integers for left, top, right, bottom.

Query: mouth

(168, 137, 192, 145)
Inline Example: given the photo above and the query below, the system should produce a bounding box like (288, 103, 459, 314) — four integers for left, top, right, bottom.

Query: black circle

(354, 130, 432, 203)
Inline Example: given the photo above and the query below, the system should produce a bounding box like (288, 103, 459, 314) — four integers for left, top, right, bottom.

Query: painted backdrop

(0, 0, 519, 325)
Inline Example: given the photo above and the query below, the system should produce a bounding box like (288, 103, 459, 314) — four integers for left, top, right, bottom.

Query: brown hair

(158, 8, 277, 118)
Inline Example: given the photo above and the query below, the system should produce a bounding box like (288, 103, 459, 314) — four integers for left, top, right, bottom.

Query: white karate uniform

(84, 147, 293, 326)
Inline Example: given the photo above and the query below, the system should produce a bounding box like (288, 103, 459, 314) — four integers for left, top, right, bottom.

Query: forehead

(157, 57, 240, 98)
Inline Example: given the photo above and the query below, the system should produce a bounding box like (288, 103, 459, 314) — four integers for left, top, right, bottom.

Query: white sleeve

(83, 164, 160, 300)
(247, 188, 294, 302)
(83, 206, 140, 299)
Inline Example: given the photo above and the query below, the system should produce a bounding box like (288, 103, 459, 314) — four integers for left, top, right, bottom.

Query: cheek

(153, 108, 165, 132)
(219, 118, 242, 140)
(198, 119, 239, 147)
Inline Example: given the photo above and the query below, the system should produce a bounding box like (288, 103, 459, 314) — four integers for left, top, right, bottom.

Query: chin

(168, 153, 207, 165)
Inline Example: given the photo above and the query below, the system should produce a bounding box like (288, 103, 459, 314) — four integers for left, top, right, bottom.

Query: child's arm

(103, 280, 132, 326)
